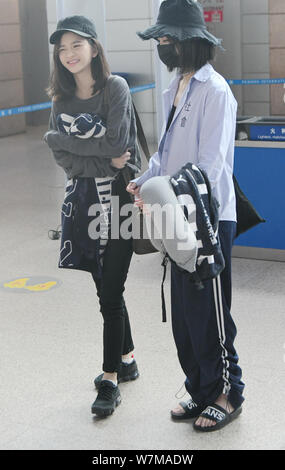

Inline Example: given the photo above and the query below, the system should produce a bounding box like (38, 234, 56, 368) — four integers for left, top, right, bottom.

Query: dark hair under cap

(47, 16, 111, 101)
(137, 0, 222, 47)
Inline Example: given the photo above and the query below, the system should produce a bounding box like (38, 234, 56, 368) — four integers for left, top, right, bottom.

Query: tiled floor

(0, 126, 284, 450)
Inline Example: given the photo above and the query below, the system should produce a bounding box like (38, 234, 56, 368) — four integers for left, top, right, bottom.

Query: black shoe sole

(91, 395, 122, 417)
(119, 371, 140, 384)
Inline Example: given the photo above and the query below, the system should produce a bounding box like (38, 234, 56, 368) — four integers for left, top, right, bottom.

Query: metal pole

(56, 0, 64, 20)
(152, 0, 163, 137)
(151, 0, 175, 137)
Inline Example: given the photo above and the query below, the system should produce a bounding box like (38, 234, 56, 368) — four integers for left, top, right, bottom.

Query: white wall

(46, 0, 57, 65)
(105, 0, 157, 144)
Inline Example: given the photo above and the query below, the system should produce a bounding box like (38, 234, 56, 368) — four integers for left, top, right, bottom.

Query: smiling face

(58, 31, 97, 76)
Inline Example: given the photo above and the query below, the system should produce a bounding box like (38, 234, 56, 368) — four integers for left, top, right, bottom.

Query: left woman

(44, 16, 141, 418)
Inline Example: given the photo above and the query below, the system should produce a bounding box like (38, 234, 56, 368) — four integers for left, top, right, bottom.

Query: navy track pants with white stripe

(171, 221, 245, 410)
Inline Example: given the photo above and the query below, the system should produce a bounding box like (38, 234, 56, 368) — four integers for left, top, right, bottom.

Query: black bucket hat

(137, 0, 222, 47)
(49, 15, 97, 44)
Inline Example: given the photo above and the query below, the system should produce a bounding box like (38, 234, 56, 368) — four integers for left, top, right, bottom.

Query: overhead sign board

(200, 0, 224, 23)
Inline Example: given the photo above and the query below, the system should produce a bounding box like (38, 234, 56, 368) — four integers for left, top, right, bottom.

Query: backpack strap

(132, 102, 151, 162)
(104, 75, 151, 162)
(103, 75, 151, 188)
(161, 255, 169, 323)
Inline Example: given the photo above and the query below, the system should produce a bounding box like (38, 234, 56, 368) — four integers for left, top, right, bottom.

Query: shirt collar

(167, 63, 214, 92)
(192, 63, 214, 82)
(163, 63, 214, 108)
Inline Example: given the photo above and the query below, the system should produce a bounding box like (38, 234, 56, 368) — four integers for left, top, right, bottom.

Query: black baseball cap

(49, 15, 97, 44)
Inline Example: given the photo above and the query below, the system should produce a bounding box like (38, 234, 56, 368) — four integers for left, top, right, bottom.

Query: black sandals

(171, 399, 205, 420)
(193, 403, 242, 432)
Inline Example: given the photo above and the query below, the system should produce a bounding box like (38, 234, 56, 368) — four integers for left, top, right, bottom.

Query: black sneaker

(91, 380, 121, 417)
(94, 360, 139, 390)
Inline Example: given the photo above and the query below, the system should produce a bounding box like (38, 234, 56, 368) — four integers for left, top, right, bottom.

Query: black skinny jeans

(91, 174, 134, 373)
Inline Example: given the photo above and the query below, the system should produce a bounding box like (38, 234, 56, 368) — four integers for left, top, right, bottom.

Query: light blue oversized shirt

(134, 63, 237, 221)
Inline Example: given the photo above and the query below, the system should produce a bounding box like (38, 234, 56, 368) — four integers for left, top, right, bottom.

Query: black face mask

(157, 44, 180, 69)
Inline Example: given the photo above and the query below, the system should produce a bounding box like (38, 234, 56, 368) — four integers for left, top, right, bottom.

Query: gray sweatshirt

(45, 75, 141, 178)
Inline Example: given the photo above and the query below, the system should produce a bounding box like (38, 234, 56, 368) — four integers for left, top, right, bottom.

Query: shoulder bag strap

(132, 101, 151, 162)
(104, 75, 151, 162)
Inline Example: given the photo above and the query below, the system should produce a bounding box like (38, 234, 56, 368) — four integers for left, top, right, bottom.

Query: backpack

(159, 162, 225, 321)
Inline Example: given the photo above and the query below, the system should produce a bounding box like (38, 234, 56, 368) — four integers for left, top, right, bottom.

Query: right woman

(44, 15, 141, 418)
(127, 0, 245, 432)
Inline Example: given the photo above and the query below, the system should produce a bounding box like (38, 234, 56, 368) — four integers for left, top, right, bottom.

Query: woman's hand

(126, 182, 140, 196)
(126, 182, 144, 209)
(111, 151, 131, 169)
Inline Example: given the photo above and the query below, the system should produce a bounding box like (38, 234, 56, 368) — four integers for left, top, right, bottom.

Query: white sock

(122, 353, 134, 365)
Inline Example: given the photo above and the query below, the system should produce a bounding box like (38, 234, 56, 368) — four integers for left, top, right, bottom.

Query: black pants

(92, 174, 134, 373)
(171, 221, 245, 410)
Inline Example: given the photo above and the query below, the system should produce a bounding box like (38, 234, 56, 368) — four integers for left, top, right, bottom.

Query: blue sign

(250, 125, 285, 141)
(0, 102, 52, 117)
(0, 84, 156, 118)
(130, 83, 155, 94)
(228, 78, 285, 85)
(1, 79, 285, 118)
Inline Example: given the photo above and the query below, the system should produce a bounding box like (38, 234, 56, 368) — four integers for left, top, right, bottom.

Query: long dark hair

(47, 38, 111, 101)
